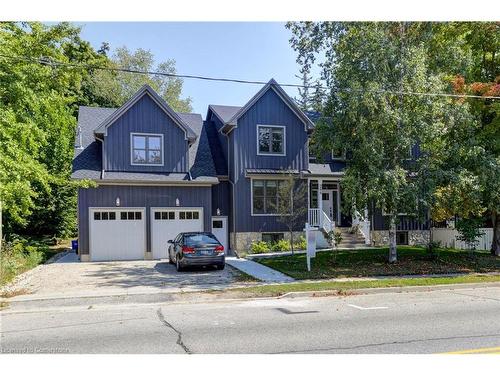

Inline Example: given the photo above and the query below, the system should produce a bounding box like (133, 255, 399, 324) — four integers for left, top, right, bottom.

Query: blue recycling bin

(71, 239, 78, 251)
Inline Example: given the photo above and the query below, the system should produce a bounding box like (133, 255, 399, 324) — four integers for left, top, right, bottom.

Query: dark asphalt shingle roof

(209, 105, 242, 124)
(72, 106, 117, 180)
(72, 106, 217, 182)
(204, 120, 228, 176)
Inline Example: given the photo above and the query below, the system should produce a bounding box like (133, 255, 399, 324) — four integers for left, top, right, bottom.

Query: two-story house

(72, 79, 429, 261)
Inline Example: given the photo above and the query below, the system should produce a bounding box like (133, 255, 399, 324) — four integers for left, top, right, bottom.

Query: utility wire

(1, 53, 499, 100)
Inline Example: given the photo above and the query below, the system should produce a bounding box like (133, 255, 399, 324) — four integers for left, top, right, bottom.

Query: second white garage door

(151, 208, 204, 260)
(89, 208, 146, 261)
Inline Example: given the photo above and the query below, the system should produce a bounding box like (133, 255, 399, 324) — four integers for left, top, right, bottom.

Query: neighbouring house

(72, 79, 429, 261)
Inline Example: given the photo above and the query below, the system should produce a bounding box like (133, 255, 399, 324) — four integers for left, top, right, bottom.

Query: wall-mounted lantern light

(216, 208, 221, 216)
(175, 198, 180, 207)
(115, 197, 121, 207)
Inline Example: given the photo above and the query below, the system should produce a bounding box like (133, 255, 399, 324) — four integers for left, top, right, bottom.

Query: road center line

(347, 304, 389, 310)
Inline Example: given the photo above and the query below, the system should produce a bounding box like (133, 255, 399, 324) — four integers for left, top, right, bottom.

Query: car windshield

(184, 233, 220, 247)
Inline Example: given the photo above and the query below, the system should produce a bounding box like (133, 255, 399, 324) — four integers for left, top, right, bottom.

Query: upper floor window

(331, 148, 346, 160)
(257, 125, 285, 156)
(131, 133, 163, 166)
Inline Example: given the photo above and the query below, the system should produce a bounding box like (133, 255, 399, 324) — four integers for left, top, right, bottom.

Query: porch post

(318, 178, 323, 226)
(307, 178, 310, 224)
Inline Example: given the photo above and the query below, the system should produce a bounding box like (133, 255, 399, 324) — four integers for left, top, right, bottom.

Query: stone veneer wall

(371, 230, 430, 246)
(231, 231, 305, 255)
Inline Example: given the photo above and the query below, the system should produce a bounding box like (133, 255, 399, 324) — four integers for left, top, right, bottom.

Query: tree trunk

(388, 214, 397, 263)
(491, 210, 500, 256)
(290, 229, 294, 255)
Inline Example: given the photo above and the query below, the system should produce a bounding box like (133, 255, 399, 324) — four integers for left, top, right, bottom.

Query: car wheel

(176, 256, 184, 272)
(168, 254, 174, 264)
(215, 264, 225, 270)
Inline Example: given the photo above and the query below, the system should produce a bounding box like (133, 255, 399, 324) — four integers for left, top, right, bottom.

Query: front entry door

(212, 217, 228, 254)
(322, 190, 334, 221)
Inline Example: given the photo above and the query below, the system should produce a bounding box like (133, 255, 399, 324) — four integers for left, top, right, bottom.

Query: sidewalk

(225, 257, 295, 282)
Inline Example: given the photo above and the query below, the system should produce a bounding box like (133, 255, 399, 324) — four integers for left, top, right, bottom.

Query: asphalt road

(1, 286, 500, 354)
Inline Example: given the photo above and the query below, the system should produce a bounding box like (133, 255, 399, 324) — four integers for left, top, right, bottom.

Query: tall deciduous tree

(287, 22, 471, 262)
(91, 47, 193, 112)
(0, 22, 83, 236)
(428, 23, 500, 255)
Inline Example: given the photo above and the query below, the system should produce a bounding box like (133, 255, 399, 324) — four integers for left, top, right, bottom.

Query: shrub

(294, 235, 307, 250)
(0, 237, 46, 286)
(271, 239, 290, 252)
(250, 241, 270, 254)
(426, 240, 441, 259)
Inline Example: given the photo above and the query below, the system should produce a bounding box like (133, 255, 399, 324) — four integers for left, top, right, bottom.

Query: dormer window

(257, 125, 285, 156)
(131, 133, 164, 166)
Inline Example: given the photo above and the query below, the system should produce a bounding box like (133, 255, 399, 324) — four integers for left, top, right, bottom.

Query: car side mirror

(167, 239, 173, 243)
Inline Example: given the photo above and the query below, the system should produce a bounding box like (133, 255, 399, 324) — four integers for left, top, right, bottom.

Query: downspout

(95, 135, 105, 179)
(223, 129, 237, 257)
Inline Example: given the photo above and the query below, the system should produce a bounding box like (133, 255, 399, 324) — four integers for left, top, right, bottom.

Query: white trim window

(252, 179, 282, 215)
(331, 148, 346, 160)
(131, 133, 164, 166)
(257, 125, 285, 156)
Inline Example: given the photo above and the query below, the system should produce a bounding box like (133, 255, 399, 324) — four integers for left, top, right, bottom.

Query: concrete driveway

(1, 252, 254, 300)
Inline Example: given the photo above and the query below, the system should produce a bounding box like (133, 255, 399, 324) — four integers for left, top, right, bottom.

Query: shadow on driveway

(82, 260, 240, 291)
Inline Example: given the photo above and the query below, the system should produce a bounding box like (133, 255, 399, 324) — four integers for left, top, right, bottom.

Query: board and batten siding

(372, 208, 430, 231)
(77, 185, 212, 256)
(211, 181, 230, 217)
(104, 94, 189, 173)
(230, 88, 309, 232)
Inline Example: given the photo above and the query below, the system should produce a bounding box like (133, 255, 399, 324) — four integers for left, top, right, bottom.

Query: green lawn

(227, 274, 500, 297)
(254, 246, 499, 280)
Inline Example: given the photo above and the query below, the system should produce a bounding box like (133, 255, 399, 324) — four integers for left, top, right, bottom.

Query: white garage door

(90, 208, 146, 261)
(151, 208, 204, 260)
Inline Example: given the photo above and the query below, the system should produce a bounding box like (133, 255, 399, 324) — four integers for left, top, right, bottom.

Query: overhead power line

(1, 53, 499, 100)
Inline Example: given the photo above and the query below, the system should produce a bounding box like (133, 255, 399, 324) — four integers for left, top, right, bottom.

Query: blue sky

(78, 22, 311, 116)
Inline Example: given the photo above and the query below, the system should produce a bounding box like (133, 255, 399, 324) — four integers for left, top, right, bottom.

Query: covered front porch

(306, 178, 371, 245)
(307, 179, 347, 231)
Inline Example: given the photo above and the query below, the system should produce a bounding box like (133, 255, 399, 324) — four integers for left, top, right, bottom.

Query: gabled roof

(208, 104, 242, 124)
(94, 85, 197, 142)
(72, 106, 218, 182)
(220, 78, 315, 133)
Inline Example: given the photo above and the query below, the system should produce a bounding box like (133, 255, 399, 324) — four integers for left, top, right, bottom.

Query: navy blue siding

(372, 208, 430, 231)
(78, 185, 212, 255)
(231, 88, 309, 232)
(211, 181, 230, 217)
(104, 94, 188, 173)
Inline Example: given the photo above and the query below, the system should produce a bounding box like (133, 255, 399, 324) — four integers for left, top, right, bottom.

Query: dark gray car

(168, 232, 225, 271)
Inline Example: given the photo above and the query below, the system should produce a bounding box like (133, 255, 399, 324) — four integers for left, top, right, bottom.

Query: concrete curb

(3, 281, 499, 313)
(277, 281, 500, 299)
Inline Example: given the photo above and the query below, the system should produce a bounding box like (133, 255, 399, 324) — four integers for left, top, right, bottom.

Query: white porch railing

(308, 208, 320, 227)
(308, 208, 335, 234)
(321, 210, 334, 233)
(353, 210, 371, 245)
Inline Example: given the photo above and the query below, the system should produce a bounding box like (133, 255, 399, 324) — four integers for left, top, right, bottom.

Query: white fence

(431, 228, 493, 251)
